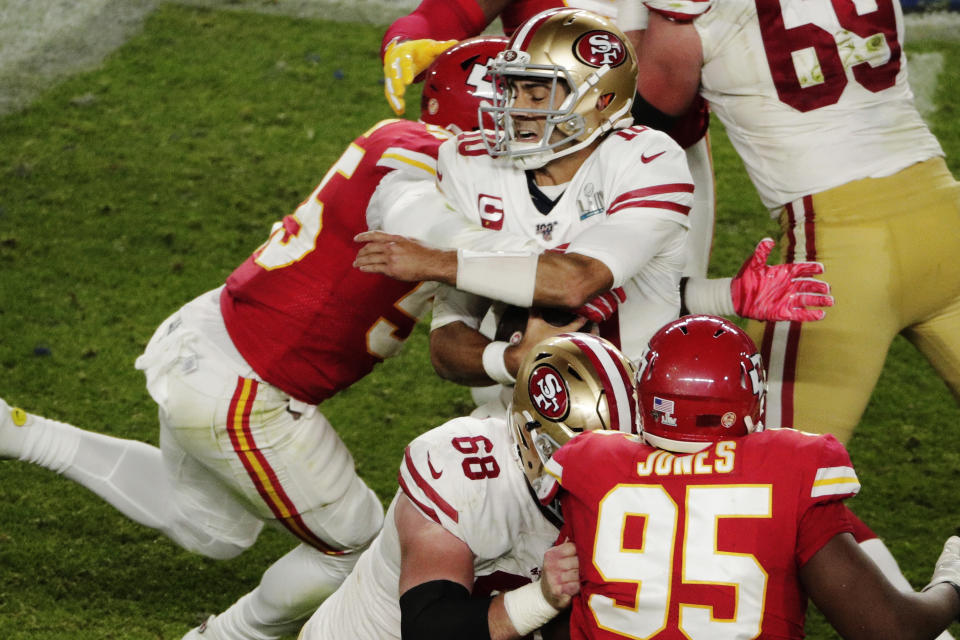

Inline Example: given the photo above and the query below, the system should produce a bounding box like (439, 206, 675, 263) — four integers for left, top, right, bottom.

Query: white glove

(924, 536, 960, 595)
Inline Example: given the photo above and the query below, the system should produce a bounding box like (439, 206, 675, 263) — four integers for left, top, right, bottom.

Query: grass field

(0, 4, 959, 639)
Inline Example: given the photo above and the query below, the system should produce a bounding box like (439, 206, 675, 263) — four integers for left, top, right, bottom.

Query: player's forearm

(681, 276, 735, 316)
(489, 581, 566, 640)
(430, 322, 500, 386)
(456, 250, 613, 309)
(827, 587, 960, 640)
(531, 252, 613, 308)
(487, 596, 521, 640)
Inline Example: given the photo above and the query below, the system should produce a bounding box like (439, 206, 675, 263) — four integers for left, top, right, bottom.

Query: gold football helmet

(510, 332, 639, 505)
(481, 8, 638, 169)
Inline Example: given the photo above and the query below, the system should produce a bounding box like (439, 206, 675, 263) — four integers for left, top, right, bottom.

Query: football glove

(383, 38, 458, 115)
(731, 238, 833, 322)
(574, 287, 626, 324)
(924, 536, 960, 596)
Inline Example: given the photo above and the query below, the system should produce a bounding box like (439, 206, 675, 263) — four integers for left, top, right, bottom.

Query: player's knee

(332, 482, 385, 550)
(166, 526, 250, 560)
(300, 477, 384, 552)
(162, 507, 261, 559)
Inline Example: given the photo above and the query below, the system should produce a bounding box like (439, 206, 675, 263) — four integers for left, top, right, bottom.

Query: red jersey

(544, 428, 860, 639)
(221, 119, 447, 404)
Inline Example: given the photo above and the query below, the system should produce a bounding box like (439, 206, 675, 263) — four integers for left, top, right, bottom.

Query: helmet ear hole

(596, 92, 614, 111)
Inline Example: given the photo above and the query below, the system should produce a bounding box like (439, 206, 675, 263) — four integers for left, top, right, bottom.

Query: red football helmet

(637, 315, 766, 453)
(419, 36, 508, 133)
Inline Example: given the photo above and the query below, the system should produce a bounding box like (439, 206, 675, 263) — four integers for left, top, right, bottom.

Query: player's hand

(504, 311, 589, 376)
(731, 238, 834, 322)
(574, 287, 626, 324)
(540, 540, 580, 609)
(383, 38, 458, 115)
(354, 230, 457, 284)
(924, 536, 960, 593)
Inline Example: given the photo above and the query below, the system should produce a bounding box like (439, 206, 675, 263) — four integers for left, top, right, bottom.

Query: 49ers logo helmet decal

(573, 31, 627, 68)
(528, 364, 570, 421)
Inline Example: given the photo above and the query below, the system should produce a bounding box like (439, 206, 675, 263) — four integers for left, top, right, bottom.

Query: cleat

(0, 397, 31, 459)
(182, 615, 223, 640)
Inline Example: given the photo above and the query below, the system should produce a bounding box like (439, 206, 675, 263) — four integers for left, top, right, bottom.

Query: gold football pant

(748, 157, 960, 442)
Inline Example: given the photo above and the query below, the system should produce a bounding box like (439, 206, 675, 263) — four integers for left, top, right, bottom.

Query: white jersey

(438, 126, 693, 360)
(644, 0, 944, 210)
(300, 415, 559, 640)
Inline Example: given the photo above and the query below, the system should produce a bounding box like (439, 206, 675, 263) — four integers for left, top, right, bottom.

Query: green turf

(1, 4, 959, 638)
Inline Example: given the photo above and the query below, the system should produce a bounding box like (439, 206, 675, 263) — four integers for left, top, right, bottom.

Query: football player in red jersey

(623, 0, 960, 627)
(541, 315, 960, 639)
(0, 37, 514, 640)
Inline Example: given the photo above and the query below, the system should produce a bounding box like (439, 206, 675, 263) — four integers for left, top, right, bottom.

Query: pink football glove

(731, 238, 833, 322)
(575, 287, 626, 323)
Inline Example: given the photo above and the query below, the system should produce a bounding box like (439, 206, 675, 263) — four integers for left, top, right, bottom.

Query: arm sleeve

(398, 417, 517, 560)
(398, 423, 472, 538)
(400, 580, 492, 640)
(367, 131, 449, 237)
(566, 130, 693, 287)
(369, 170, 450, 238)
(642, 0, 712, 21)
(565, 212, 689, 289)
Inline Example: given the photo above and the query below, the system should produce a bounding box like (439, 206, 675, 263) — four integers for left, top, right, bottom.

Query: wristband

(482, 341, 515, 386)
(503, 580, 560, 636)
(456, 249, 538, 307)
(682, 276, 736, 316)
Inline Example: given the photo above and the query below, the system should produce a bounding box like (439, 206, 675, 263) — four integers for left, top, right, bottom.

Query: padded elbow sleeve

(631, 90, 678, 133)
(400, 580, 492, 640)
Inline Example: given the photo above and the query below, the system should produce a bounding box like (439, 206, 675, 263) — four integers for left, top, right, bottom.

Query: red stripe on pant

(227, 377, 343, 554)
(762, 196, 817, 429)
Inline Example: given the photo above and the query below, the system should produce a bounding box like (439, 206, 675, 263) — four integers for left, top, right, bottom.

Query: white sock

(859, 538, 956, 640)
(205, 544, 360, 640)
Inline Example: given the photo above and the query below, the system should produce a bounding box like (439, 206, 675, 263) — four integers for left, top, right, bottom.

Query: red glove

(731, 238, 833, 322)
(575, 287, 626, 323)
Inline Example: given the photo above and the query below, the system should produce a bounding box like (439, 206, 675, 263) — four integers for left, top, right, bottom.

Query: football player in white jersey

(622, 0, 960, 637)
(298, 332, 638, 640)
(630, 0, 960, 441)
(357, 8, 831, 410)
(380, 0, 719, 281)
